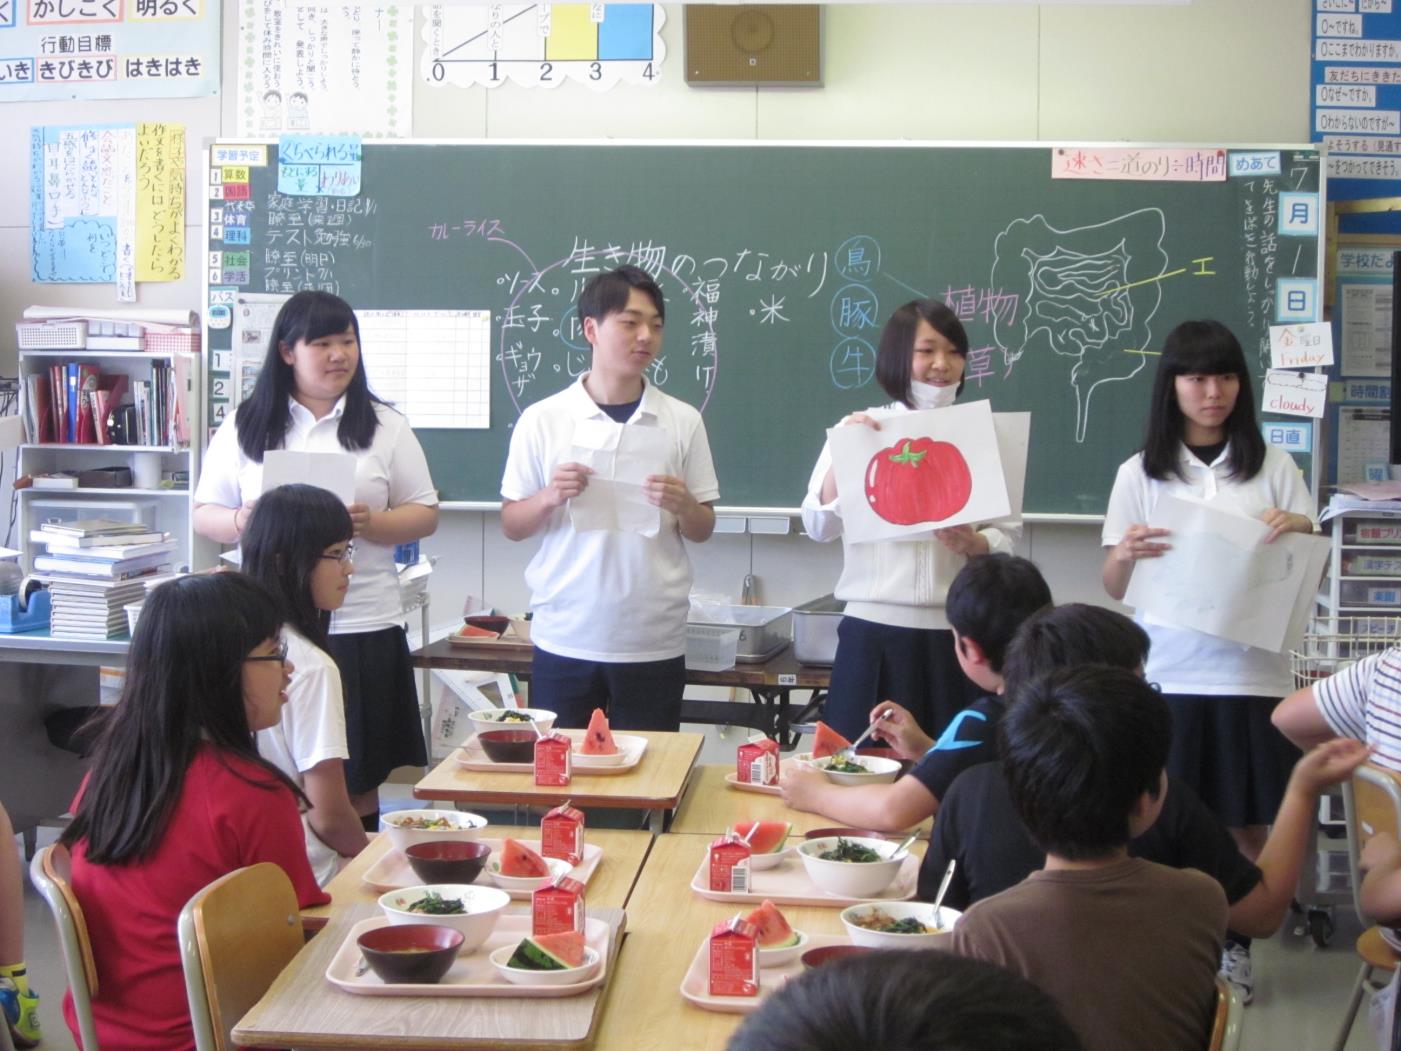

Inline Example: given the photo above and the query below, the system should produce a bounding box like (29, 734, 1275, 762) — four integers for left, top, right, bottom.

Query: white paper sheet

(1124, 494, 1330, 653)
(261, 450, 357, 505)
(1269, 322, 1334, 369)
(1262, 369, 1328, 418)
(566, 422, 670, 536)
(829, 400, 1010, 545)
(993, 412, 1030, 521)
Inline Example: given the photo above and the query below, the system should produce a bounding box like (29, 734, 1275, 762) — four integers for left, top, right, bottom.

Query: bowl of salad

(377, 884, 510, 950)
(839, 902, 960, 949)
(798, 752, 902, 786)
(796, 836, 906, 898)
(380, 809, 488, 852)
(466, 707, 557, 734)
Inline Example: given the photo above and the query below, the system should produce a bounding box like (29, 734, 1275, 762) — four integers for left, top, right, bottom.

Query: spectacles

(245, 639, 289, 663)
(1148, 681, 1163, 693)
(319, 542, 355, 565)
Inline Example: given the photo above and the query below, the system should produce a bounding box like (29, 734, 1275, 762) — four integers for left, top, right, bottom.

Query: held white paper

(829, 400, 1011, 545)
(1262, 369, 1328, 419)
(261, 450, 357, 505)
(1123, 495, 1330, 653)
(994, 412, 1030, 521)
(567, 421, 671, 536)
(1269, 322, 1335, 369)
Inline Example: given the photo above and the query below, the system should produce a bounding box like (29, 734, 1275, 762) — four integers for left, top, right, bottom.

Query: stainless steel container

(792, 595, 844, 666)
(687, 604, 793, 662)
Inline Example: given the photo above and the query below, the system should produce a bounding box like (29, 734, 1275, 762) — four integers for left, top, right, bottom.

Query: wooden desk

(235, 903, 626, 1050)
(670, 764, 848, 838)
(414, 732, 704, 834)
(593, 834, 932, 1051)
(411, 639, 830, 746)
(301, 830, 655, 931)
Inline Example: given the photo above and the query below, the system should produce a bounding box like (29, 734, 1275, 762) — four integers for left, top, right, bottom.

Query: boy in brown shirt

(950, 664, 1226, 1051)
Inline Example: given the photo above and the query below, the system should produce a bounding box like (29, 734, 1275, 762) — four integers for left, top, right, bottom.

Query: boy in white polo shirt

(500, 265, 720, 730)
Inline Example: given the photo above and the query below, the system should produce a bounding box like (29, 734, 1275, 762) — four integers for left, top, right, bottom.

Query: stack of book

(29, 519, 173, 640)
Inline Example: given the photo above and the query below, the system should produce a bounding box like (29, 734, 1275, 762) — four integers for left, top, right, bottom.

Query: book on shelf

(40, 518, 155, 538)
(30, 531, 172, 556)
(33, 554, 169, 580)
(31, 473, 79, 489)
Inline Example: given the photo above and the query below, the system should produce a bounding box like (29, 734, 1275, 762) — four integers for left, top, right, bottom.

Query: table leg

(648, 808, 664, 835)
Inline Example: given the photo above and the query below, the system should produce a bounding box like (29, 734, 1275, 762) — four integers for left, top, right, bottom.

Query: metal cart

(1289, 614, 1401, 947)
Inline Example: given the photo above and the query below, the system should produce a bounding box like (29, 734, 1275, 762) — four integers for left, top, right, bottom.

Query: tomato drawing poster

(829, 400, 1012, 544)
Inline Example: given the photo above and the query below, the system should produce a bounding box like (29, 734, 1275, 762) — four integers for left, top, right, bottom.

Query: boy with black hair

(950, 664, 1226, 1051)
(930, 602, 1369, 1003)
(501, 265, 719, 730)
(780, 553, 1050, 831)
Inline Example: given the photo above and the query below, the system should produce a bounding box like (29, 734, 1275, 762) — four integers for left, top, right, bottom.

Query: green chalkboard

(205, 142, 1321, 513)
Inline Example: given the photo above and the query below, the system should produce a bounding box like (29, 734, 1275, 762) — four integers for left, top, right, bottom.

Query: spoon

(930, 858, 958, 916)
(837, 709, 893, 760)
(889, 831, 919, 861)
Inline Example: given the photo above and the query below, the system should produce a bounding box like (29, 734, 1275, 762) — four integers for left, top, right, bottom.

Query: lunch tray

(325, 914, 611, 998)
(722, 757, 800, 796)
(363, 839, 604, 899)
(689, 850, 919, 907)
(679, 932, 849, 1014)
(455, 730, 647, 775)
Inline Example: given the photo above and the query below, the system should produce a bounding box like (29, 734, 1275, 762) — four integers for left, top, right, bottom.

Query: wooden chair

(27, 843, 101, 1051)
(177, 862, 304, 1051)
(1207, 975, 1243, 1051)
(1334, 763, 1401, 1051)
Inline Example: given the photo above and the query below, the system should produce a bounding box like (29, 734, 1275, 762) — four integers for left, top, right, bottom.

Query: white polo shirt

(195, 397, 438, 633)
(1102, 443, 1316, 696)
(501, 376, 720, 663)
(257, 628, 349, 886)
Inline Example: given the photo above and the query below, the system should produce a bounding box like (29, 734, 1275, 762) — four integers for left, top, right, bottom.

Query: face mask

(910, 380, 958, 410)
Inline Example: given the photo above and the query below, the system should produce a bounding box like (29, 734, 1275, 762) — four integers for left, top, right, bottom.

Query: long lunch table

(414, 731, 704, 834)
(594, 832, 934, 1051)
(410, 639, 831, 746)
(300, 829, 655, 931)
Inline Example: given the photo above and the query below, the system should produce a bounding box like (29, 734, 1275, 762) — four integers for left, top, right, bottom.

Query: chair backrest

(1345, 764, 1401, 926)
(28, 843, 101, 1051)
(177, 862, 304, 1051)
(1207, 975, 1243, 1051)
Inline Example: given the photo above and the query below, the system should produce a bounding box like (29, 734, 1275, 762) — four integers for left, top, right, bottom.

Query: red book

(31, 373, 54, 443)
(49, 364, 65, 444)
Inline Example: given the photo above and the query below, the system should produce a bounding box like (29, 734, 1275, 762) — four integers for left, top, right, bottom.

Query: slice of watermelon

(580, 707, 618, 755)
(742, 900, 800, 948)
(730, 820, 790, 854)
(532, 930, 586, 968)
(499, 838, 550, 878)
(506, 936, 569, 971)
(811, 721, 853, 759)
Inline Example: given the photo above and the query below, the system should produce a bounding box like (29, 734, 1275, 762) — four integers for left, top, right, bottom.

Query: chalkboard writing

(203, 142, 1321, 513)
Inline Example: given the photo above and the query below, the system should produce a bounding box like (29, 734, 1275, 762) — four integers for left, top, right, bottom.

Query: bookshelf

(16, 347, 204, 579)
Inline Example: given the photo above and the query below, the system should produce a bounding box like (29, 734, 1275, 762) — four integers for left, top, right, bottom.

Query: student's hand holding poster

(828, 400, 1014, 544)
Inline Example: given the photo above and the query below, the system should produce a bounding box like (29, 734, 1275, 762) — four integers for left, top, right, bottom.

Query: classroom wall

(0, 0, 1313, 624)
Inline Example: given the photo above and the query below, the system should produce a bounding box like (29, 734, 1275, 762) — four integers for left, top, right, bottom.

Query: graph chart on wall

(421, 4, 665, 89)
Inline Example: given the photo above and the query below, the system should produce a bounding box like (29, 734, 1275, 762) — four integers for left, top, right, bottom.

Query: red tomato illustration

(864, 437, 973, 525)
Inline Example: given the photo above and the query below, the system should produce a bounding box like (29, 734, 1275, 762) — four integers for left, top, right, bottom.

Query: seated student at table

(727, 948, 1082, 1051)
(500, 265, 719, 730)
(242, 483, 369, 884)
(0, 802, 41, 1049)
(779, 553, 1050, 830)
(59, 573, 329, 1051)
(929, 603, 1368, 1003)
(950, 665, 1227, 1051)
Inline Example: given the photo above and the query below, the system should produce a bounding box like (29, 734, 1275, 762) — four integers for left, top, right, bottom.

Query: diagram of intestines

(1149, 532, 1295, 620)
(990, 209, 1168, 442)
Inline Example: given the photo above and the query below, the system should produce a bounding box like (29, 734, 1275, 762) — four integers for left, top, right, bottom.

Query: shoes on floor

(0, 974, 42, 1048)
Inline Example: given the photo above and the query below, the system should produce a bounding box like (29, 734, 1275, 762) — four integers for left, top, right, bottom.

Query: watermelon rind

(506, 936, 570, 971)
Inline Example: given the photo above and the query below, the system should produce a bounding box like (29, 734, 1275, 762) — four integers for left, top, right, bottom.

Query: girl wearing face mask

(801, 299, 1019, 742)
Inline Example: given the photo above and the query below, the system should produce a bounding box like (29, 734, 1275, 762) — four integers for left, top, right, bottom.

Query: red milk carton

(532, 874, 585, 937)
(736, 735, 780, 786)
(540, 802, 585, 865)
(708, 832, 753, 893)
(708, 915, 759, 997)
(534, 732, 572, 787)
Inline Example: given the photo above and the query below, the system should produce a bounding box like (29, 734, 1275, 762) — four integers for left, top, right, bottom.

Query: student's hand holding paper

(1109, 524, 1172, 564)
(1260, 507, 1314, 544)
(819, 413, 883, 504)
(643, 474, 697, 515)
(934, 525, 989, 558)
(347, 502, 372, 537)
(547, 462, 593, 507)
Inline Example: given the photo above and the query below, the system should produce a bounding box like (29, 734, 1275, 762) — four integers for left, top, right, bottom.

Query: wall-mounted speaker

(685, 5, 822, 88)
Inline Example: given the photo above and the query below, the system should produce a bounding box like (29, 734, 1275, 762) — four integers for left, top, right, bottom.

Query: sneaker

(0, 976, 42, 1048)
(1219, 940, 1254, 1005)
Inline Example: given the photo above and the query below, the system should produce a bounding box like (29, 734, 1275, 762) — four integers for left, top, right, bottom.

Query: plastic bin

(685, 625, 740, 672)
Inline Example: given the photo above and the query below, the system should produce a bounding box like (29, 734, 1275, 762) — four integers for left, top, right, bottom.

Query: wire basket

(1290, 614, 1401, 689)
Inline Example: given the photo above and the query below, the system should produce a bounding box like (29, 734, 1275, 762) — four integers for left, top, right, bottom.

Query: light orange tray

(455, 730, 647, 775)
(678, 932, 848, 1014)
(362, 839, 604, 899)
(688, 850, 918, 907)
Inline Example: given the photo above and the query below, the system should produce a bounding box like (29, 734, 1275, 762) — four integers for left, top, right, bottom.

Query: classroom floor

(10, 727, 1390, 1051)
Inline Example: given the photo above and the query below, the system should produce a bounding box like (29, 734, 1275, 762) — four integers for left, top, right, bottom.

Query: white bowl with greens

(467, 708, 557, 733)
(797, 751, 902, 786)
(797, 836, 905, 898)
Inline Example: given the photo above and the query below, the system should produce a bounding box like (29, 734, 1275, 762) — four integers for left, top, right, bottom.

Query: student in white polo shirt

(500, 265, 720, 730)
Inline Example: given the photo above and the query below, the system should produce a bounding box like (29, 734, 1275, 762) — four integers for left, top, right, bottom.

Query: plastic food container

(685, 625, 741, 672)
(687, 603, 793, 663)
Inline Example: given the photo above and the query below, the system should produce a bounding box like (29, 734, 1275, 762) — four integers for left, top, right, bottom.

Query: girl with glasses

(59, 573, 328, 1051)
(242, 483, 368, 883)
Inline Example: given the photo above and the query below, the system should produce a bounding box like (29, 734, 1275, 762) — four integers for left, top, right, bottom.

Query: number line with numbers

(439, 3, 535, 60)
